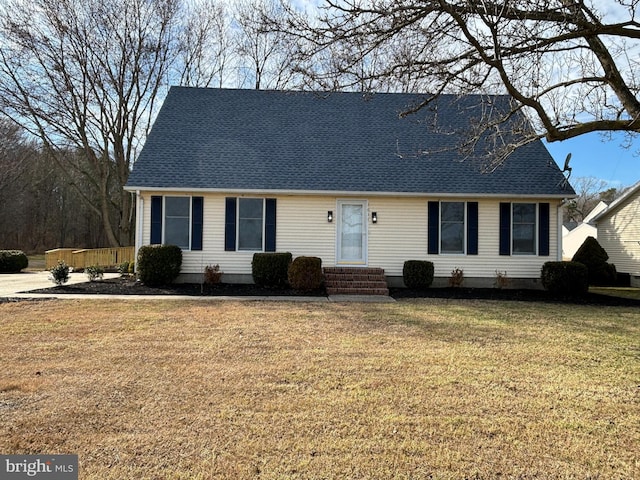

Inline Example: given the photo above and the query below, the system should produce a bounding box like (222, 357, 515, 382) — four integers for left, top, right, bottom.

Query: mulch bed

(20, 276, 640, 306)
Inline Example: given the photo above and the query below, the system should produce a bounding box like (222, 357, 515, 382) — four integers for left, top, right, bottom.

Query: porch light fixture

(372, 212, 378, 223)
(327, 211, 333, 223)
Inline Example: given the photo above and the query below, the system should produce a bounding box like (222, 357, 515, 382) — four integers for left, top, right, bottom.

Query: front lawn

(0, 299, 638, 479)
(590, 286, 640, 301)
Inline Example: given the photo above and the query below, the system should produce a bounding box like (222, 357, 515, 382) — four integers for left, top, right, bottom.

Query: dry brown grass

(0, 299, 638, 479)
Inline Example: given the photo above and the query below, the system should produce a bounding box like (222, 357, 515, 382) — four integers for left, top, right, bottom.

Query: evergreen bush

(85, 265, 104, 282)
(252, 252, 292, 287)
(402, 260, 434, 289)
(541, 261, 588, 296)
(49, 261, 70, 286)
(0, 250, 28, 273)
(288, 256, 323, 291)
(572, 236, 617, 286)
(137, 245, 182, 286)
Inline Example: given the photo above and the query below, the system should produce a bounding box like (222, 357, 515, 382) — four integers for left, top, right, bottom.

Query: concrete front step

(323, 267, 389, 296)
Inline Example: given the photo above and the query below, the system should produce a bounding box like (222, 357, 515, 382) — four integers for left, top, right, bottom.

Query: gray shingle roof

(126, 87, 575, 197)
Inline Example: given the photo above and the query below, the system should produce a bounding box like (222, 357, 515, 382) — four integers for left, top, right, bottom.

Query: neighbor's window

(164, 197, 191, 250)
(512, 203, 536, 254)
(440, 201, 465, 254)
(238, 198, 264, 250)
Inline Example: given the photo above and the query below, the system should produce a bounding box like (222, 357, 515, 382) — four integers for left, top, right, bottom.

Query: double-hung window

(164, 197, 191, 250)
(225, 197, 277, 252)
(150, 196, 203, 251)
(238, 198, 264, 251)
(499, 202, 549, 256)
(512, 203, 536, 254)
(440, 202, 465, 254)
(428, 201, 478, 255)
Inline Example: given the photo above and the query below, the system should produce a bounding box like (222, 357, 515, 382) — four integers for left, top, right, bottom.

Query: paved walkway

(0, 272, 395, 302)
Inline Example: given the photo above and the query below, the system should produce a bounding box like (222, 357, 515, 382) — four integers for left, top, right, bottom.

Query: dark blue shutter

(467, 202, 479, 255)
(499, 202, 511, 256)
(191, 196, 203, 251)
(428, 201, 439, 255)
(150, 196, 163, 244)
(538, 202, 550, 256)
(265, 198, 277, 252)
(224, 197, 236, 251)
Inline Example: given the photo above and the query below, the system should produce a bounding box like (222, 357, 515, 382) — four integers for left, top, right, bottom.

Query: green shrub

(49, 261, 70, 286)
(288, 256, 323, 291)
(252, 252, 292, 287)
(85, 265, 104, 282)
(0, 250, 29, 273)
(402, 260, 434, 289)
(118, 261, 130, 275)
(572, 236, 617, 286)
(541, 261, 588, 296)
(137, 245, 182, 287)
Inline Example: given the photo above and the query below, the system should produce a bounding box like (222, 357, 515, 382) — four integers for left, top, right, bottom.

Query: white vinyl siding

(139, 192, 561, 279)
(596, 189, 640, 276)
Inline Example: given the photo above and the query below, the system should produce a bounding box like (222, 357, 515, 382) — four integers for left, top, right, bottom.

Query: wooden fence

(45, 246, 135, 270)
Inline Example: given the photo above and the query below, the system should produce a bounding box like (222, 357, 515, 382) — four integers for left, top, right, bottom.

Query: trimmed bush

(0, 250, 29, 273)
(137, 245, 182, 287)
(288, 256, 323, 291)
(541, 261, 588, 296)
(402, 260, 434, 289)
(49, 261, 70, 286)
(572, 236, 617, 286)
(252, 252, 292, 287)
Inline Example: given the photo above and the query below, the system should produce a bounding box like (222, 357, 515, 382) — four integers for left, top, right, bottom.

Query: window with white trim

(238, 198, 264, 250)
(164, 196, 191, 250)
(512, 203, 536, 254)
(440, 201, 465, 254)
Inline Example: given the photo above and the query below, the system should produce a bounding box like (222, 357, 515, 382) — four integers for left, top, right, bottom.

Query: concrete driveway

(0, 271, 119, 297)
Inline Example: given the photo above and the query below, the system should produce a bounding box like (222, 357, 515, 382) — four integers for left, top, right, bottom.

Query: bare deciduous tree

(0, 0, 185, 247)
(278, 0, 640, 167)
(233, 0, 301, 90)
(176, 0, 235, 88)
(564, 176, 616, 223)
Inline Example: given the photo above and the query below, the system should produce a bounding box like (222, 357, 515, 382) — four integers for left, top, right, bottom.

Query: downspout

(135, 191, 143, 272)
(557, 199, 569, 261)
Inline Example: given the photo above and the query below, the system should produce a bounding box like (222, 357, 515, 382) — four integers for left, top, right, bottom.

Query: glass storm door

(337, 201, 367, 264)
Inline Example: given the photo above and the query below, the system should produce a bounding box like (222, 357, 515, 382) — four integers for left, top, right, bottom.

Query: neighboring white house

(562, 201, 608, 260)
(592, 181, 640, 287)
(125, 87, 576, 289)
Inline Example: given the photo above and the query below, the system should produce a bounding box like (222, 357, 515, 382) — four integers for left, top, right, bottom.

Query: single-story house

(592, 181, 640, 287)
(562, 201, 608, 260)
(125, 87, 576, 290)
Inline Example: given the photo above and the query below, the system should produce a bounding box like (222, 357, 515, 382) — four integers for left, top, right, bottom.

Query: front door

(337, 200, 367, 265)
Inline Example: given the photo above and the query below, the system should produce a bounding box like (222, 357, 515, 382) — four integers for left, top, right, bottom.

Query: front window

(164, 197, 190, 249)
(512, 203, 536, 254)
(441, 201, 465, 254)
(238, 198, 264, 250)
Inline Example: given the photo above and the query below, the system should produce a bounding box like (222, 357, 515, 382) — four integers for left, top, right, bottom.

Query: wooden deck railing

(45, 246, 135, 270)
